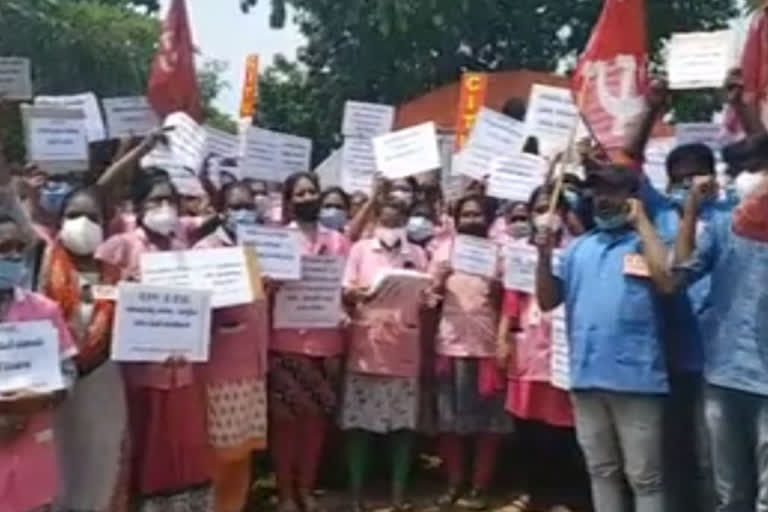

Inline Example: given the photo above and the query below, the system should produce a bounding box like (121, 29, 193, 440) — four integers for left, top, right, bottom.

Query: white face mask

(143, 204, 179, 236)
(60, 216, 104, 255)
(735, 171, 766, 200)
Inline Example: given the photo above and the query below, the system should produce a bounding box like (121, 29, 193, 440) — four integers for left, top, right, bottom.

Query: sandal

(436, 486, 462, 507)
(456, 489, 490, 511)
(501, 494, 531, 512)
(300, 493, 326, 512)
(276, 499, 302, 512)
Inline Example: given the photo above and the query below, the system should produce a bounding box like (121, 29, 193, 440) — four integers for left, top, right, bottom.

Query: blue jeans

(571, 391, 666, 512)
(705, 385, 768, 512)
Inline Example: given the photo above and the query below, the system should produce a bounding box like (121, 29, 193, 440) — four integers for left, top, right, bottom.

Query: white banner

(451, 235, 498, 278)
(0, 57, 32, 100)
(373, 122, 440, 179)
(341, 137, 376, 194)
(668, 30, 733, 90)
(141, 112, 207, 172)
(35, 92, 106, 142)
(0, 321, 64, 393)
(242, 127, 312, 182)
(102, 96, 159, 139)
(455, 108, 526, 180)
(274, 255, 344, 329)
(204, 125, 241, 158)
(238, 225, 303, 280)
(21, 105, 89, 173)
(524, 85, 580, 157)
(342, 100, 395, 138)
(487, 153, 547, 202)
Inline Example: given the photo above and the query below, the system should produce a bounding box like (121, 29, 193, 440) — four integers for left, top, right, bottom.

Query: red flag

(572, 0, 649, 152)
(147, 0, 202, 121)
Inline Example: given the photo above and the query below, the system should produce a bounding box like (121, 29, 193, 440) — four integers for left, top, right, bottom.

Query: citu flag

(147, 0, 203, 121)
(571, 0, 650, 154)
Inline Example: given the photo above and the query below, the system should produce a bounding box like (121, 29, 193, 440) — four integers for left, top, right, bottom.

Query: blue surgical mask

(406, 216, 435, 243)
(667, 187, 689, 208)
(318, 207, 347, 231)
(0, 259, 26, 290)
(226, 208, 258, 233)
(40, 181, 74, 215)
(594, 212, 629, 231)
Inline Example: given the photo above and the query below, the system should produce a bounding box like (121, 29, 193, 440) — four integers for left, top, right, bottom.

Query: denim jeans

(705, 385, 768, 512)
(571, 391, 666, 512)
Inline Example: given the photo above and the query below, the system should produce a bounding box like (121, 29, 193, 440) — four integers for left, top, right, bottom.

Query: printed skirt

(339, 373, 419, 433)
(206, 377, 268, 458)
(268, 353, 338, 421)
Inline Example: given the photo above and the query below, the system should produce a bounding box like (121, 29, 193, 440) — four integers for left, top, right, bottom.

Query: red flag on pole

(572, 0, 649, 152)
(147, 0, 202, 121)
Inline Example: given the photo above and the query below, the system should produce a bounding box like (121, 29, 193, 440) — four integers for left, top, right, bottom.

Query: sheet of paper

(237, 225, 303, 280)
(372, 121, 440, 179)
(524, 85, 580, 157)
(205, 125, 241, 158)
(341, 137, 376, 194)
(273, 255, 344, 329)
(550, 306, 570, 390)
(643, 137, 676, 191)
(242, 127, 312, 182)
(455, 108, 526, 180)
(314, 149, 342, 188)
(676, 123, 724, 153)
(668, 30, 733, 90)
(0, 321, 64, 393)
(366, 269, 432, 306)
(111, 283, 212, 363)
(21, 105, 89, 174)
(487, 153, 547, 202)
(141, 112, 207, 172)
(451, 235, 498, 278)
(0, 57, 32, 100)
(35, 92, 106, 142)
(439, 134, 465, 201)
(503, 243, 538, 293)
(102, 96, 158, 139)
(342, 100, 395, 138)
(140, 247, 262, 309)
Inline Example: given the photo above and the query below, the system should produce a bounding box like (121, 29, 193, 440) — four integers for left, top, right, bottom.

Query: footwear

(504, 494, 532, 512)
(276, 499, 301, 512)
(436, 486, 462, 507)
(456, 488, 490, 511)
(299, 492, 326, 512)
(391, 499, 413, 511)
(348, 498, 366, 512)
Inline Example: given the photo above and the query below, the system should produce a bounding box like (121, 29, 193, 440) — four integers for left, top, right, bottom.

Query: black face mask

(293, 199, 321, 222)
(457, 223, 487, 237)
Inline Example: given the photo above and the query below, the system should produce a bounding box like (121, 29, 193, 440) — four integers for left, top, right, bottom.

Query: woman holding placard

(269, 172, 351, 512)
(194, 181, 269, 512)
(95, 170, 213, 512)
(429, 194, 512, 510)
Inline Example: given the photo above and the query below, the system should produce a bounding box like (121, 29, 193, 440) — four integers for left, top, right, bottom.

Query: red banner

(240, 54, 260, 119)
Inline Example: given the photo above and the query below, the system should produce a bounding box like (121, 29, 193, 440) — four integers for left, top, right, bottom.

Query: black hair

(453, 193, 493, 227)
(378, 197, 409, 219)
(585, 165, 640, 194)
(282, 172, 319, 207)
(218, 181, 254, 211)
(409, 200, 437, 220)
(320, 186, 351, 211)
(527, 185, 566, 214)
(60, 186, 108, 226)
(390, 176, 419, 193)
(132, 167, 178, 208)
(502, 97, 527, 121)
(666, 143, 715, 177)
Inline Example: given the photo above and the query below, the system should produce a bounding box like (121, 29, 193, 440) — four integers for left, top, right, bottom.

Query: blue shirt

(557, 229, 668, 394)
(685, 213, 768, 396)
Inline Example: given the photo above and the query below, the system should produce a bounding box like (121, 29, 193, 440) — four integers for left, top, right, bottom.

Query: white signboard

(140, 247, 261, 309)
(111, 284, 212, 363)
(242, 127, 312, 182)
(676, 123, 724, 153)
(102, 96, 158, 139)
(238, 225, 303, 280)
(524, 85, 580, 157)
(456, 108, 526, 180)
(668, 30, 733, 90)
(205, 125, 241, 158)
(487, 153, 547, 202)
(0, 321, 64, 393)
(21, 105, 89, 173)
(341, 137, 377, 194)
(342, 100, 395, 138)
(274, 255, 344, 329)
(503, 244, 538, 293)
(451, 235, 498, 278)
(35, 92, 106, 142)
(372, 121, 440, 179)
(550, 306, 570, 390)
(0, 57, 32, 100)
(141, 112, 207, 172)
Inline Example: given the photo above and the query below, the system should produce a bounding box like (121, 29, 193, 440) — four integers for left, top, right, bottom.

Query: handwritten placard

(21, 105, 89, 174)
(140, 247, 262, 309)
(0, 321, 64, 393)
(342, 100, 395, 138)
(455, 108, 526, 180)
(0, 57, 32, 100)
(35, 92, 106, 142)
(550, 306, 570, 390)
(141, 112, 207, 172)
(341, 137, 376, 194)
(242, 127, 312, 182)
(111, 284, 212, 363)
(102, 96, 159, 139)
(668, 30, 733, 90)
(372, 121, 440, 179)
(238, 225, 303, 280)
(524, 85, 580, 157)
(451, 235, 498, 278)
(503, 244, 538, 293)
(274, 255, 344, 328)
(487, 153, 547, 202)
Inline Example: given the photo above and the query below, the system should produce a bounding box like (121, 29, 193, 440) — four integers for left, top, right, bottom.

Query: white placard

(643, 137, 676, 191)
(21, 105, 89, 173)
(342, 100, 395, 138)
(0, 321, 64, 393)
(35, 92, 106, 142)
(140, 112, 207, 172)
(274, 255, 344, 328)
(111, 283, 212, 363)
(140, 247, 259, 309)
(0, 57, 32, 100)
(366, 269, 432, 306)
(102, 96, 158, 139)
(238, 225, 302, 280)
(524, 85, 580, 157)
(341, 137, 376, 194)
(668, 30, 733, 90)
(451, 235, 498, 278)
(487, 153, 547, 202)
(372, 121, 440, 179)
(503, 244, 538, 293)
(455, 108, 526, 180)
(676, 123, 724, 153)
(242, 127, 312, 182)
(550, 306, 570, 390)
(205, 125, 241, 158)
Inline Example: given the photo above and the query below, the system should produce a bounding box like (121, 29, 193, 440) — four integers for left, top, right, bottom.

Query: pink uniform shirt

(95, 227, 196, 389)
(194, 228, 269, 383)
(0, 289, 76, 512)
(271, 223, 351, 357)
(430, 236, 501, 358)
(506, 292, 553, 382)
(343, 238, 428, 378)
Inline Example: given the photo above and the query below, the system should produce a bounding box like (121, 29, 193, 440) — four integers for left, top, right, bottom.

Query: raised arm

(725, 68, 766, 137)
(96, 128, 168, 189)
